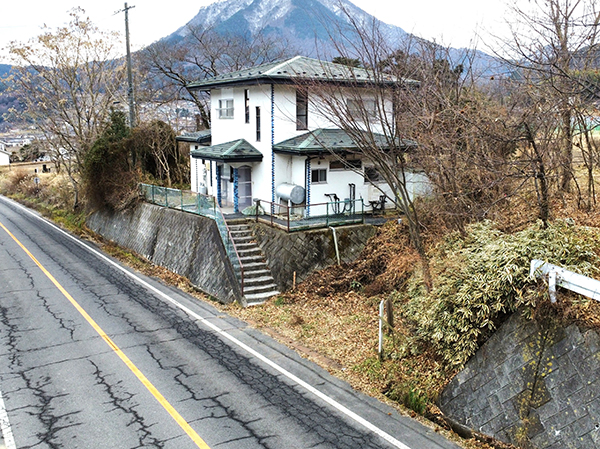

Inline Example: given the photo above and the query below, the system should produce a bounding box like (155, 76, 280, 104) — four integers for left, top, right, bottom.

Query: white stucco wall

(305, 155, 430, 215)
(194, 82, 425, 212)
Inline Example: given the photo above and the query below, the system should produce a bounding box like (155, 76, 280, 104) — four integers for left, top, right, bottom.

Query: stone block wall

(440, 313, 600, 448)
(249, 222, 376, 291)
(87, 203, 241, 303)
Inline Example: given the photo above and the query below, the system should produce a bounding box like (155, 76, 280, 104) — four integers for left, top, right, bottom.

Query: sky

(0, 0, 516, 63)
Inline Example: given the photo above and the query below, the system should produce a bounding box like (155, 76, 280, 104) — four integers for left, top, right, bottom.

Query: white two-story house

(185, 55, 429, 216)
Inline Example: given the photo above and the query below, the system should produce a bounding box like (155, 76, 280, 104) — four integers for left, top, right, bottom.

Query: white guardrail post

(530, 259, 600, 303)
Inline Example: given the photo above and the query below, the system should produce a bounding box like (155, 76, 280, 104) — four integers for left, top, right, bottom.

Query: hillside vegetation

(4, 140, 600, 449)
(227, 196, 600, 448)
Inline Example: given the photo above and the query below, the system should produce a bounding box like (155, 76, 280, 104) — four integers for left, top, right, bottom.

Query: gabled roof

(176, 130, 211, 145)
(273, 128, 417, 155)
(190, 139, 263, 163)
(187, 56, 419, 91)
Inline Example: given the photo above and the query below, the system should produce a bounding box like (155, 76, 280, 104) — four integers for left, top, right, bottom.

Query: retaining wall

(440, 313, 600, 448)
(249, 222, 377, 291)
(87, 203, 378, 303)
(86, 203, 241, 303)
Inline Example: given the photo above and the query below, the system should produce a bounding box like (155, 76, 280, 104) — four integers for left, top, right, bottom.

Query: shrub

(83, 110, 139, 210)
(0, 168, 44, 197)
(401, 220, 600, 370)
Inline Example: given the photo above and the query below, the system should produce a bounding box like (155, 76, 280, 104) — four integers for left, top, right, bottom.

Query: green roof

(190, 139, 263, 163)
(187, 56, 419, 91)
(273, 129, 417, 155)
(176, 130, 211, 144)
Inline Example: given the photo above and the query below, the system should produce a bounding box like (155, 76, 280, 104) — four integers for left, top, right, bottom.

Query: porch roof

(190, 139, 263, 163)
(176, 130, 211, 145)
(272, 128, 417, 155)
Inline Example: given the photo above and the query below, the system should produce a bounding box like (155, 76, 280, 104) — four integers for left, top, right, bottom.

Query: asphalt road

(0, 195, 461, 449)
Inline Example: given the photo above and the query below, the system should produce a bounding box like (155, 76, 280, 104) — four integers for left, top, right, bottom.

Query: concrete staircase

(227, 221, 280, 305)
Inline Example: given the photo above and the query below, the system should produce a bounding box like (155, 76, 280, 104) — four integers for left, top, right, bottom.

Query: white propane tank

(276, 183, 305, 204)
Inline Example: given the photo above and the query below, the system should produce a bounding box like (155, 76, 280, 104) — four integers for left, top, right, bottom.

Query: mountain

(166, 0, 407, 57)
(161, 0, 500, 77)
(0, 64, 10, 78)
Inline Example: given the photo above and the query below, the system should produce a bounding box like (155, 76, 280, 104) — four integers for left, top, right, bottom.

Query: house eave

(187, 77, 409, 92)
(272, 147, 347, 156)
(190, 153, 264, 163)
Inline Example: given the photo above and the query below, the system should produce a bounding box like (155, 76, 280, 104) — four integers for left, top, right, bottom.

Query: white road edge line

(4, 197, 414, 449)
(0, 388, 17, 449)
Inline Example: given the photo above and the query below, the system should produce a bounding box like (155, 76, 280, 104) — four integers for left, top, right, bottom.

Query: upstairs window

(311, 168, 327, 184)
(244, 90, 250, 123)
(347, 99, 376, 120)
(256, 106, 261, 142)
(218, 99, 234, 119)
(296, 89, 308, 130)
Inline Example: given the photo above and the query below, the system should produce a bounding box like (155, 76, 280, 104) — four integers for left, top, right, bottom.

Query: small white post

(378, 299, 384, 361)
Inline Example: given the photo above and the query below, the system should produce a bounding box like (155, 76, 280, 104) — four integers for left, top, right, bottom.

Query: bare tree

(139, 26, 295, 130)
(301, 28, 435, 285)
(501, 0, 600, 194)
(303, 4, 526, 284)
(8, 8, 126, 208)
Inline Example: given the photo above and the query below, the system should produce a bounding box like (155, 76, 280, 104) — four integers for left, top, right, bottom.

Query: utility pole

(118, 3, 136, 128)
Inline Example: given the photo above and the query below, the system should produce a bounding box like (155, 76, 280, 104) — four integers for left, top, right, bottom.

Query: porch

(139, 184, 390, 233)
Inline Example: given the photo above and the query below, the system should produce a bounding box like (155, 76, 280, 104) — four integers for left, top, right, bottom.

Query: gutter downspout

(329, 226, 341, 266)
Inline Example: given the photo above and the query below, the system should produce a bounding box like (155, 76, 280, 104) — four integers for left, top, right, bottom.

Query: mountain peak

(169, 0, 407, 57)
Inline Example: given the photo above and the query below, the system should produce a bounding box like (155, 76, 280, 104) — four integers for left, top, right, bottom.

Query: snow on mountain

(169, 0, 408, 56)
(159, 0, 497, 76)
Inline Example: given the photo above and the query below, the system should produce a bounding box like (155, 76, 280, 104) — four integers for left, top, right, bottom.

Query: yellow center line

(0, 220, 211, 449)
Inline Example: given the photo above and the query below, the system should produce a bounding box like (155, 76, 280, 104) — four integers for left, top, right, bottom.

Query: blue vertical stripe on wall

(233, 167, 239, 213)
(216, 165, 222, 207)
(195, 158, 199, 192)
(271, 84, 275, 208)
(306, 158, 311, 217)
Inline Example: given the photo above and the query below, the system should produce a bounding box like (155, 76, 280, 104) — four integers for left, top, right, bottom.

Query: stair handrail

(140, 183, 244, 295)
(213, 201, 245, 295)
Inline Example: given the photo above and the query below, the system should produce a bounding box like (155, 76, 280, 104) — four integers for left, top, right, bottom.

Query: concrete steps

(227, 222, 280, 305)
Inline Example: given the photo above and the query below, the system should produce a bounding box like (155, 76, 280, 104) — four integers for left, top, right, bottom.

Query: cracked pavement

(0, 196, 460, 449)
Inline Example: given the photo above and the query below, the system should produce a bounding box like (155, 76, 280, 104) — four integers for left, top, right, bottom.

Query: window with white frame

(296, 89, 308, 130)
(311, 168, 327, 184)
(256, 106, 261, 142)
(244, 90, 250, 123)
(347, 98, 376, 120)
(218, 99, 234, 119)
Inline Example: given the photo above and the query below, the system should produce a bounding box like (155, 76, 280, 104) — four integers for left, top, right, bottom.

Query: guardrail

(530, 259, 600, 303)
(139, 183, 244, 294)
(253, 198, 365, 232)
